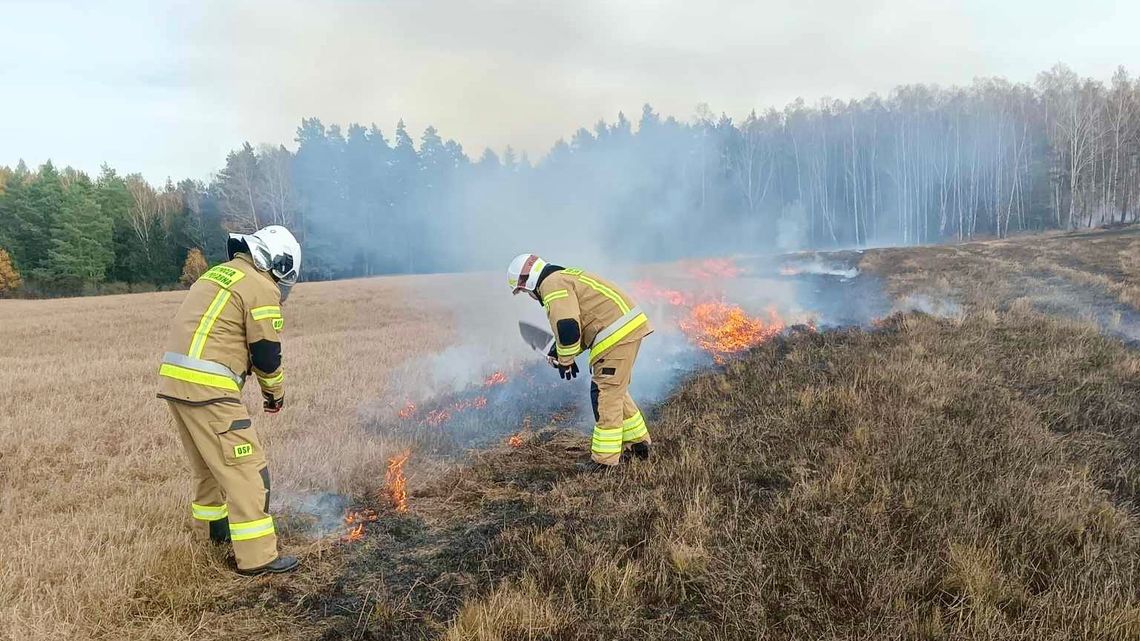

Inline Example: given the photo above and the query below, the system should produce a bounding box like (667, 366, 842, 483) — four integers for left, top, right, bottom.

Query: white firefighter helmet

(507, 253, 546, 295)
(228, 225, 301, 297)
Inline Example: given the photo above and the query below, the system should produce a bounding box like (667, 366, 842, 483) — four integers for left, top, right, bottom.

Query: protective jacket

(157, 253, 285, 406)
(534, 266, 652, 366)
(535, 265, 651, 465)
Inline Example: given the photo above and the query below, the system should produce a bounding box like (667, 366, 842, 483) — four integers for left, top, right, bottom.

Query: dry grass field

(0, 274, 494, 639)
(4, 228, 1140, 640)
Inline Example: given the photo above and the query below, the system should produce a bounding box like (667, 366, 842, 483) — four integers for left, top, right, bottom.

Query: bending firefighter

(508, 253, 652, 468)
(157, 225, 301, 576)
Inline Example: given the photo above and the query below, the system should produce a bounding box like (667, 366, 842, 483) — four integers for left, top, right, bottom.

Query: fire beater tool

(518, 321, 555, 355)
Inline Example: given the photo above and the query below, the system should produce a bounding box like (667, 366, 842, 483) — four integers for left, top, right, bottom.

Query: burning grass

(635, 258, 796, 362)
(678, 302, 786, 362)
(386, 450, 411, 513)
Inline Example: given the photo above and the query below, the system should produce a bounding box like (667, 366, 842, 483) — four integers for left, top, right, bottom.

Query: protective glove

(263, 391, 284, 414)
(557, 362, 580, 380)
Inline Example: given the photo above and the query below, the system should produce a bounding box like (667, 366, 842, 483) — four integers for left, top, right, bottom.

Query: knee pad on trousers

(259, 467, 271, 514)
(590, 382, 600, 423)
(209, 517, 231, 543)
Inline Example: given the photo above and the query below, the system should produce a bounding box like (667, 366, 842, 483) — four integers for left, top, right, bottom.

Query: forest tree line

(1, 63, 1138, 296)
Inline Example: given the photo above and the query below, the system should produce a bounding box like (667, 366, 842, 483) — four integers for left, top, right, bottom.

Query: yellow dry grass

(0, 274, 480, 639)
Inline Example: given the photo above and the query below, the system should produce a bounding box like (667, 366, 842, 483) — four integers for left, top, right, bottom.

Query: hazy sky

(1, 0, 1137, 183)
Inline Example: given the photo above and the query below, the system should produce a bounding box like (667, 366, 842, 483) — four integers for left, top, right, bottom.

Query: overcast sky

(1, 0, 1137, 183)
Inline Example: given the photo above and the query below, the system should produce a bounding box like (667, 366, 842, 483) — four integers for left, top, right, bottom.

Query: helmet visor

(273, 253, 298, 287)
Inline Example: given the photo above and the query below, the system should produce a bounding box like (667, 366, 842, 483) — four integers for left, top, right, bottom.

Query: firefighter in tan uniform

(508, 253, 652, 468)
(157, 225, 301, 575)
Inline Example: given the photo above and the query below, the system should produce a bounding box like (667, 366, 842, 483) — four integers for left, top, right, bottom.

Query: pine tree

(179, 248, 208, 286)
(8, 162, 64, 274)
(40, 182, 114, 291)
(95, 166, 137, 283)
(0, 248, 21, 296)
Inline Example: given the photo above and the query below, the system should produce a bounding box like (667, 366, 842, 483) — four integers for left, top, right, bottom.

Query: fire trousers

(589, 339, 650, 465)
(166, 400, 277, 570)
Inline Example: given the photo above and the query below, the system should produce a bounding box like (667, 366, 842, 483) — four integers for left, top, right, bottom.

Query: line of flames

(396, 370, 506, 424)
(634, 258, 788, 362)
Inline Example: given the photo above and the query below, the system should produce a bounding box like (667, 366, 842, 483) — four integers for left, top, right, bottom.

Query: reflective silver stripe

(589, 306, 644, 350)
(162, 352, 244, 387)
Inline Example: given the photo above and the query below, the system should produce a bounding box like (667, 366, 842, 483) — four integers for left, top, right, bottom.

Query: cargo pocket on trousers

(211, 418, 263, 466)
(592, 360, 622, 380)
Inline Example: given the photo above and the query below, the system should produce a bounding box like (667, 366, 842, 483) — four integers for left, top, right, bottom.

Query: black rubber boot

(630, 442, 651, 461)
(209, 518, 231, 544)
(236, 554, 300, 577)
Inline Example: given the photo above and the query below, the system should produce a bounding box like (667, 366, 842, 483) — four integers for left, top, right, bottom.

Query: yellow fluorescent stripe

(592, 442, 622, 453)
(250, 306, 282, 320)
(590, 313, 648, 364)
(623, 412, 645, 427)
(230, 517, 275, 541)
(576, 275, 630, 314)
(257, 371, 285, 386)
(159, 364, 240, 392)
(191, 503, 229, 521)
(556, 344, 580, 356)
(623, 424, 649, 439)
(188, 289, 232, 358)
(542, 290, 569, 306)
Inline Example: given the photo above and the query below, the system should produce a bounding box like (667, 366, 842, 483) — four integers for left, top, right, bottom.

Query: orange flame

(397, 401, 416, 419)
(679, 302, 785, 363)
(484, 371, 508, 387)
(341, 508, 377, 543)
(508, 433, 525, 447)
(385, 450, 411, 513)
(343, 523, 365, 542)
